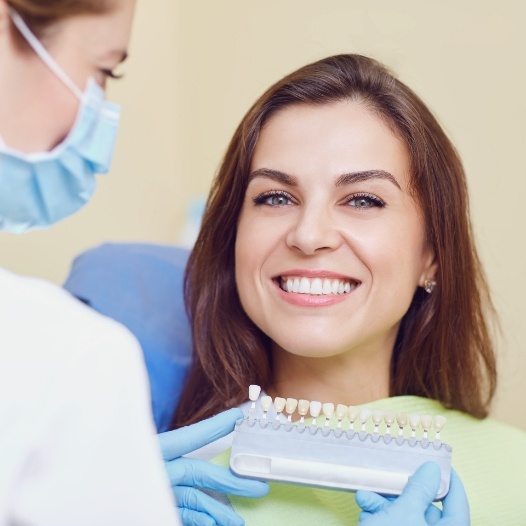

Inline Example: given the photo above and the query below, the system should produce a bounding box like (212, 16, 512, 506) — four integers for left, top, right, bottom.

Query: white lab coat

(0, 268, 180, 525)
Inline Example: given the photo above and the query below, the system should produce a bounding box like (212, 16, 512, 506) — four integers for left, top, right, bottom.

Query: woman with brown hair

(170, 54, 526, 524)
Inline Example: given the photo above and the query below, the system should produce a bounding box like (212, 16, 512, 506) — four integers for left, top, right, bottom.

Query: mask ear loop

(8, 8, 83, 101)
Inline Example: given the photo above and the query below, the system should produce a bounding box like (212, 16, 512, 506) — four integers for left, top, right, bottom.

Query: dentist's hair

(7, 0, 115, 38)
(173, 54, 497, 428)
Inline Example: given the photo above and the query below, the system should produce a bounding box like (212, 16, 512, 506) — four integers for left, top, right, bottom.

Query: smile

(279, 276, 359, 295)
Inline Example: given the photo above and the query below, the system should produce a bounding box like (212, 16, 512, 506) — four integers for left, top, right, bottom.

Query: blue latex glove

(158, 408, 269, 526)
(355, 462, 470, 525)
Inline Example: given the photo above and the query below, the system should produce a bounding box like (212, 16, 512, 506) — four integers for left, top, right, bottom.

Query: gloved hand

(355, 462, 470, 525)
(158, 408, 269, 526)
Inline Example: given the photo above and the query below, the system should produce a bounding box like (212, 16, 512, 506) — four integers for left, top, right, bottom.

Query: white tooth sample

(274, 397, 286, 419)
(421, 414, 433, 438)
(322, 279, 332, 295)
(292, 278, 300, 293)
(338, 281, 345, 294)
(260, 395, 273, 417)
(310, 400, 322, 425)
(409, 414, 421, 437)
(434, 415, 447, 440)
(322, 402, 335, 425)
(372, 410, 383, 432)
(249, 384, 261, 410)
(297, 399, 310, 423)
(286, 278, 293, 292)
(384, 410, 396, 434)
(360, 408, 372, 431)
(343, 281, 351, 293)
(348, 406, 360, 430)
(249, 385, 261, 401)
(311, 278, 323, 295)
(335, 404, 347, 428)
(349, 282, 357, 292)
(331, 280, 339, 294)
(285, 398, 298, 421)
(409, 414, 420, 438)
(396, 412, 408, 436)
(299, 277, 311, 293)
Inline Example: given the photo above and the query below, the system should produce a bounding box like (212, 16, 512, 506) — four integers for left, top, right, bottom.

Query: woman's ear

(419, 249, 438, 289)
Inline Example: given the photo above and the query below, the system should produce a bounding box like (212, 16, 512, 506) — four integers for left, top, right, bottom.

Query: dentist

(0, 1, 181, 524)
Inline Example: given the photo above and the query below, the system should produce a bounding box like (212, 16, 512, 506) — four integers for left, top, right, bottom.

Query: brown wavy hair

(173, 54, 497, 428)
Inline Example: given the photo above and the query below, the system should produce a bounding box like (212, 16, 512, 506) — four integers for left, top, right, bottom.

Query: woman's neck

(268, 342, 392, 406)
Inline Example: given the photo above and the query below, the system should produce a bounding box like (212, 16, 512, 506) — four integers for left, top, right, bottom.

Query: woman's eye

(346, 193, 385, 209)
(100, 68, 124, 80)
(253, 192, 294, 207)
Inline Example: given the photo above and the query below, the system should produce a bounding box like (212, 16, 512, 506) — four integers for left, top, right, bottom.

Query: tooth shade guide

(233, 393, 453, 498)
(241, 386, 445, 440)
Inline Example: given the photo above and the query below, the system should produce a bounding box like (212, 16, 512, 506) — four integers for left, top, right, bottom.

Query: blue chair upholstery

(63, 243, 192, 432)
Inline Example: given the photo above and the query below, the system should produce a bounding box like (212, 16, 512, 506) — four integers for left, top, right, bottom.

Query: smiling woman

(175, 54, 495, 426)
(236, 101, 434, 397)
(168, 54, 526, 525)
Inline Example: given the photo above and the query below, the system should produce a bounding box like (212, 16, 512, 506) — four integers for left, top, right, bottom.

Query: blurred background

(1, 0, 525, 429)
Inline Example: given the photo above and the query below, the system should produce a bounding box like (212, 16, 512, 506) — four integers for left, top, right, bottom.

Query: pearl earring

(424, 279, 436, 294)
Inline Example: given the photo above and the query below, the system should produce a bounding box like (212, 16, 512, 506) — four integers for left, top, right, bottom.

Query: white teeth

(311, 278, 323, 295)
(299, 277, 310, 293)
(292, 278, 300, 293)
(281, 276, 357, 296)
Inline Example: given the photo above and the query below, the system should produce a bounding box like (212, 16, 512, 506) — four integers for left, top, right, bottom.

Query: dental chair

(63, 243, 192, 432)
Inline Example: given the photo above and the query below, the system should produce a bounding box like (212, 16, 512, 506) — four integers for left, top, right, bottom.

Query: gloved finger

(424, 502, 442, 524)
(159, 409, 243, 460)
(440, 469, 470, 523)
(354, 490, 389, 514)
(393, 462, 441, 513)
(166, 457, 269, 497)
(178, 507, 216, 526)
(173, 486, 245, 526)
(358, 510, 373, 522)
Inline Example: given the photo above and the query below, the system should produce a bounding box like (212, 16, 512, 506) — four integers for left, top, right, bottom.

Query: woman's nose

(285, 206, 343, 255)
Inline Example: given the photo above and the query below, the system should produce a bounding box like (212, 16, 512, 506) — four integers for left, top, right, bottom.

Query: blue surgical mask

(0, 9, 122, 233)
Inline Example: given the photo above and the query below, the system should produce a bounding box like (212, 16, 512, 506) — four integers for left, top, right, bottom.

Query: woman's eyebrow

(335, 170, 401, 190)
(248, 168, 298, 186)
(248, 168, 401, 190)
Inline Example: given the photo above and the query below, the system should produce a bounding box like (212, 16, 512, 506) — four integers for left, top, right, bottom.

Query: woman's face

(235, 100, 436, 362)
(0, 0, 135, 152)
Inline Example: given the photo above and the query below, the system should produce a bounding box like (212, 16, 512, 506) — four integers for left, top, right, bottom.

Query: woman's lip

(274, 269, 358, 280)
